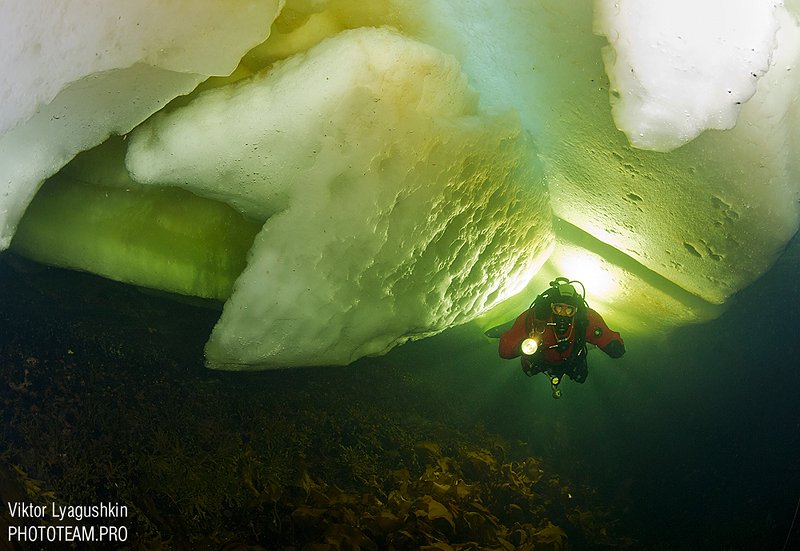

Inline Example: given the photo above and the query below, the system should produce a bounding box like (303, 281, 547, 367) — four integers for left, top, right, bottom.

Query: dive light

(521, 337, 539, 355)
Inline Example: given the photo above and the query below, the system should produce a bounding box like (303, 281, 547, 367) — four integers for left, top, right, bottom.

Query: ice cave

(2, 0, 799, 370)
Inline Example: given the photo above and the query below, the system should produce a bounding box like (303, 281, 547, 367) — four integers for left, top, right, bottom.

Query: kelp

(1, 372, 635, 549)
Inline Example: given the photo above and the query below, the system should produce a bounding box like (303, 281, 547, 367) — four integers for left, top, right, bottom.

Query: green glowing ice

(11, 174, 259, 301)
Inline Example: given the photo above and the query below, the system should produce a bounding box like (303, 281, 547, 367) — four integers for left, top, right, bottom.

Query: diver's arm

(585, 308, 626, 358)
(498, 310, 529, 359)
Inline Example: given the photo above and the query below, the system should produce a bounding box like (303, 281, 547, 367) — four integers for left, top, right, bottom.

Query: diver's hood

(553, 282, 579, 305)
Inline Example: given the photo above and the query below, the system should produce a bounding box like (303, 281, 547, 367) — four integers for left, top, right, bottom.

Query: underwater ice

(0, 0, 283, 249)
(2, 0, 800, 368)
(416, 0, 800, 316)
(594, 0, 781, 152)
(127, 28, 552, 368)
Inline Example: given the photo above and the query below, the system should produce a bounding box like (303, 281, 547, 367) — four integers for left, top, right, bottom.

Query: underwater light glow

(555, 253, 617, 301)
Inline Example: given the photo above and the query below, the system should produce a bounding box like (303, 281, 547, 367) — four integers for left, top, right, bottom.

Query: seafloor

(0, 253, 634, 550)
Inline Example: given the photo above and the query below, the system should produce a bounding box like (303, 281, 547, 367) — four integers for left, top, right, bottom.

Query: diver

(498, 277, 625, 398)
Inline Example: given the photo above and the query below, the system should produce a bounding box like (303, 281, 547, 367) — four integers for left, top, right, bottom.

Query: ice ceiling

(2, 0, 799, 369)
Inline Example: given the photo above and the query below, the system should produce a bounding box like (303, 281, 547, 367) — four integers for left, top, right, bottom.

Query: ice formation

(11, 139, 260, 300)
(127, 28, 552, 368)
(0, 0, 283, 249)
(594, 0, 782, 152)
(414, 0, 800, 306)
(2, 0, 800, 369)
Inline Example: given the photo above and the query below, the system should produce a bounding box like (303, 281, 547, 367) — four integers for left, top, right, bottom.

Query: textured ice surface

(0, 0, 282, 249)
(594, 0, 781, 152)
(412, 0, 800, 305)
(127, 28, 553, 368)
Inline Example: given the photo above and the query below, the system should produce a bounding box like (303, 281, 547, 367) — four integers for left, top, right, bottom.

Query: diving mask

(551, 302, 577, 317)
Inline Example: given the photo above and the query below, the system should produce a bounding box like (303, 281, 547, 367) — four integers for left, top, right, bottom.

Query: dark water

(1, 230, 799, 550)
